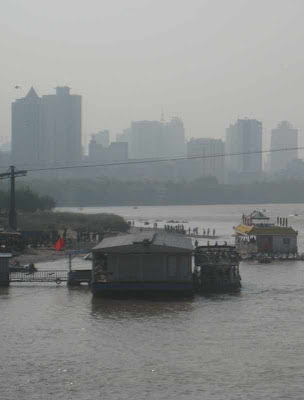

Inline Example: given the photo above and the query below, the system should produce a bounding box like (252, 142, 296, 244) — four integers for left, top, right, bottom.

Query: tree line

(0, 187, 56, 212)
(11, 176, 304, 207)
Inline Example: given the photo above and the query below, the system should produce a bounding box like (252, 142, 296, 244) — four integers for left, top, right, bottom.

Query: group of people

(187, 227, 216, 237)
(164, 224, 186, 234)
(0, 230, 64, 253)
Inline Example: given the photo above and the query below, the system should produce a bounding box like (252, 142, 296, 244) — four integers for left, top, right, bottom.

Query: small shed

(0, 253, 12, 286)
(91, 231, 194, 296)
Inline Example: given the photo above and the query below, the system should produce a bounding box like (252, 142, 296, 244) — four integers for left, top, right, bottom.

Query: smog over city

(0, 0, 303, 203)
(3, 2, 304, 400)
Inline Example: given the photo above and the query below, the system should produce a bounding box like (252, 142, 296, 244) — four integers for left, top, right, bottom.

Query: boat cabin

(91, 231, 194, 296)
(233, 211, 298, 256)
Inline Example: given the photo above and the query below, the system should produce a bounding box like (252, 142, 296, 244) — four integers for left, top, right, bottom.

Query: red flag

(55, 238, 65, 251)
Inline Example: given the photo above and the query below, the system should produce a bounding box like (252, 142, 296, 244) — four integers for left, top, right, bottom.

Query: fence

(9, 269, 68, 283)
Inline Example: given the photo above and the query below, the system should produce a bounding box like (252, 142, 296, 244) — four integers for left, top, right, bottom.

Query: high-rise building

(129, 117, 185, 159)
(88, 139, 128, 163)
(116, 128, 130, 144)
(270, 121, 298, 172)
(12, 86, 82, 168)
(225, 118, 263, 176)
(93, 130, 109, 148)
(129, 120, 163, 159)
(42, 86, 82, 165)
(11, 87, 43, 166)
(187, 138, 225, 182)
(163, 117, 186, 157)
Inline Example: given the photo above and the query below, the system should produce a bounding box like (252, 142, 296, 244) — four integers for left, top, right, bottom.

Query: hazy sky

(1, 0, 304, 152)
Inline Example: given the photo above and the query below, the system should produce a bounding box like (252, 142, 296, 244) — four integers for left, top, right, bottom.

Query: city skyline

(5, 84, 303, 149)
(8, 85, 301, 183)
(1, 1, 304, 159)
(7, 86, 302, 171)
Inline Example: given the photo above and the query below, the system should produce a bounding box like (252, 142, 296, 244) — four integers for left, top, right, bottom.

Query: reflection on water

(1, 204, 304, 400)
(0, 286, 10, 297)
(91, 297, 194, 320)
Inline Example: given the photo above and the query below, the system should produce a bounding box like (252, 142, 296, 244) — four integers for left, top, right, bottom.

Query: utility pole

(0, 166, 27, 230)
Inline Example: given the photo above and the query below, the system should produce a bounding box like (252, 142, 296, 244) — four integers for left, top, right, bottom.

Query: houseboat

(233, 211, 298, 258)
(194, 244, 241, 292)
(91, 231, 194, 296)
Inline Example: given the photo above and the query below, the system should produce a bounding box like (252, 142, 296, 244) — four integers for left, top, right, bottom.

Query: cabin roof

(93, 231, 193, 252)
(234, 224, 298, 236)
(248, 210, 270, 220)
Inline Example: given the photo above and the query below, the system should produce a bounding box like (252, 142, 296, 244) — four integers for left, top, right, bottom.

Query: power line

(0, 146, 301, 173)
(26, 146, 303, 173)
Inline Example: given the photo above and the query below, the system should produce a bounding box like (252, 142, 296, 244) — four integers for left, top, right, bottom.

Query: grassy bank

(0, 211, 129, 232)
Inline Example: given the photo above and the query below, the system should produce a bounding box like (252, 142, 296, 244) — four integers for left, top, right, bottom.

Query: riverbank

(0, 211, 129, 232)
(12, 247, 67, 265)
(0, 211, 128, 266)
(11, 240, 97, 265)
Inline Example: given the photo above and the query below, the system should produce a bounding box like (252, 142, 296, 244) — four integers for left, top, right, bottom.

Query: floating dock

(194, 245, 241, 293)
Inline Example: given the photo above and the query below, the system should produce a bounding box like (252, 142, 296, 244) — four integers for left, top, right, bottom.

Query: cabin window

(167, 256, 177, 277)
(283, 238, 290, 245)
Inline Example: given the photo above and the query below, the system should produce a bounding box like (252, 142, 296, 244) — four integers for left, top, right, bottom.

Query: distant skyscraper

(187, 138, 225, 182)
(270, 121, 298, 172)
(116, 128, 130, 144)
(93, 130, 109, 148)
(88, 138, 128, 163)
(129, 117, 185, 159)
(225, 118, 263, 175)
(129, 120, 163, 159)
(12, 86, 82, 168)
(42, 87, 81, 165)
(11, 87, 43, 166)
(163, 117, 186, 157)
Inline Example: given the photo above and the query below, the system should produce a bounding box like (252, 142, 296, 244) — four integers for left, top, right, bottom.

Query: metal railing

(9, 269, 68, 283)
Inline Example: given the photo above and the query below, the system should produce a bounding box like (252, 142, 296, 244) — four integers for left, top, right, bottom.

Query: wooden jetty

(185, 234, 219, 239)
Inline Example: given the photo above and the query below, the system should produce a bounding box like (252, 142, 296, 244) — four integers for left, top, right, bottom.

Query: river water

(1, 204, 304, 399)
